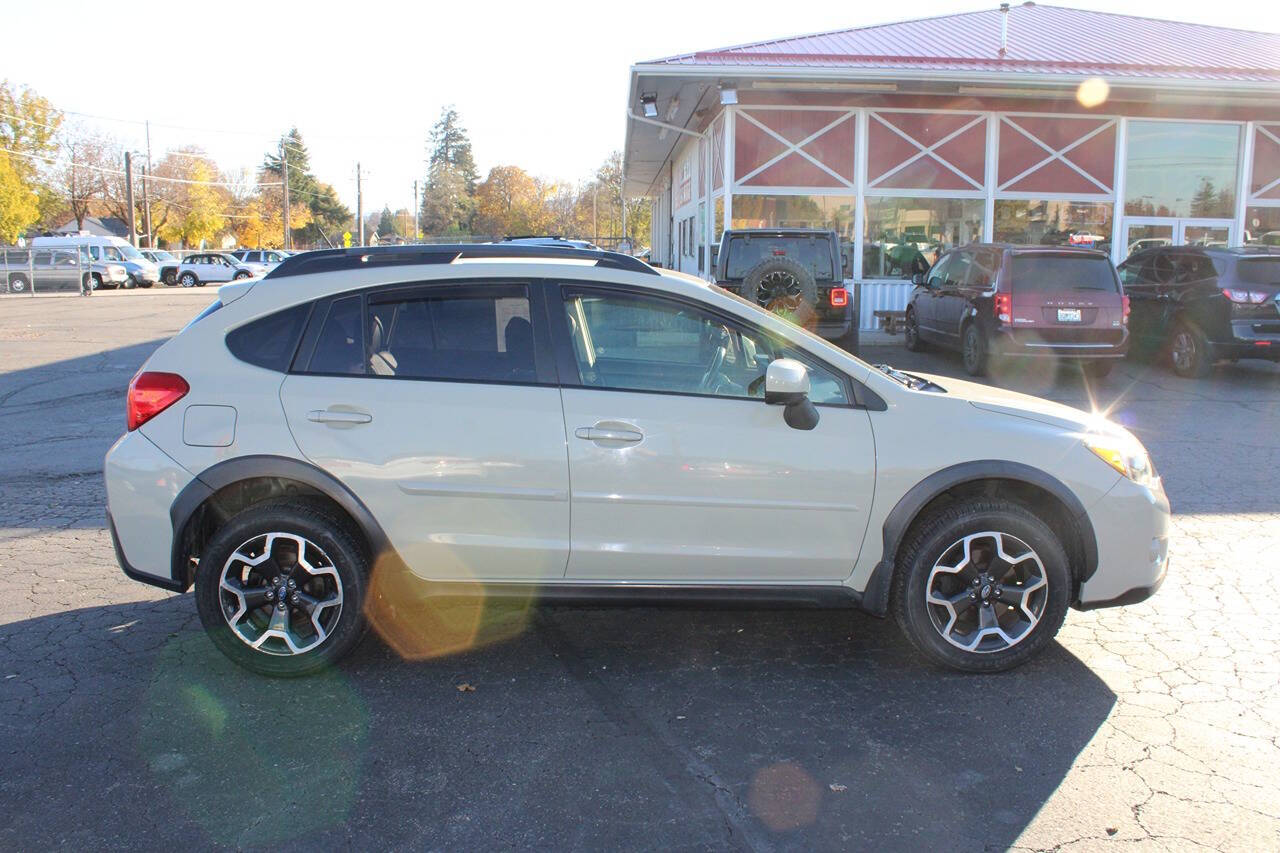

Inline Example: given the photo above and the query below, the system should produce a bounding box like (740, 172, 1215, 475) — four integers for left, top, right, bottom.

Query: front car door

(280, 280, 570, 582)
(916, 253, 952, 342)
(552, 284, 876, 583)
(935, 250, 975, 342)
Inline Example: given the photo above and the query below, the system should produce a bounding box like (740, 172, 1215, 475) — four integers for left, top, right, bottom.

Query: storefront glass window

(1124, 121, 1240, 218)
(862, 197, 984, 279)
(1245, 207, 1280, 246)
(994, 199, 1114, 254)
(731, 195, 856, 277)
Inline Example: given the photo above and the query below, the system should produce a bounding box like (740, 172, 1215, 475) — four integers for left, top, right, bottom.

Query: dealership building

(623, 3, 1280, 328)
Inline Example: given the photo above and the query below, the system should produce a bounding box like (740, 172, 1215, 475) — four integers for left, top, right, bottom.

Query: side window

(89, 246, 101, 260)
(305, 296, 365, 375)
(967, 251, 998, 288)
(104, 246, 123, 261)
(226, 303, 310, 371)
(944, 252, 972, 288)
(367, 284, 535, 383)
(925, 255, 952, 289)
(561, 289, 849, 405)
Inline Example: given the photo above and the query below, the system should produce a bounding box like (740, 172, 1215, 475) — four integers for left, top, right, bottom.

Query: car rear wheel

(179, 272, 198, 288)
(194, 501, 369, 677)
(8, 273, 29, 293)
(961, 323, 989, 376)
(891, 499, 1071, 673)
(1169, 322, 1212, 379)
(90, 273, 103, 291)
(904, 308, 924, 351)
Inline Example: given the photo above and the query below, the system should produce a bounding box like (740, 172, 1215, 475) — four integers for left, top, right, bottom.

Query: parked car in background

(904, 245, 1128, 378)
(175, 252, 265, 287)
(229, 249, 290, 270)
(140, 249, 180, 285)
(2, 247, 93, 293)
(105, 243, 1168, 677)
(714, 228, 855, 347)
(1119, 245, 1280, 377)
(499, 236, 602, 250)
(32, 235, 158, 288)
(1127, 237, 1173, 255)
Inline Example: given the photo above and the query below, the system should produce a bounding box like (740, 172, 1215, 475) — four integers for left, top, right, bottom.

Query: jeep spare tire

(741, 256, 818, 327)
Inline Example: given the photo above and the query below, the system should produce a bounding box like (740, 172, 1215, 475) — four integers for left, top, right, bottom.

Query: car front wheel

(891, 499, 1071, 673)
(179, 272, 198, 288)
(904, 308, 924, 351)
(194, 501, 370, 677)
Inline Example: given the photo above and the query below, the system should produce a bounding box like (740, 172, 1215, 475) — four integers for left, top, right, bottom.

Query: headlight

(1083, 430, 1158, 489)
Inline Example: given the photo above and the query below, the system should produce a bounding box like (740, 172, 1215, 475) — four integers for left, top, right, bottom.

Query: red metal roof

(644, 4, 1280, 83)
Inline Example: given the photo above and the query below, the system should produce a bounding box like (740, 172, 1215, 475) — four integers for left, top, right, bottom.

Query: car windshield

(118, 244, 143, 260)
(1236, 258, 1280, 286)
(154, 251, 174, 260)
(725, 235, 834, 280)
(1010, 253, 1118, 292)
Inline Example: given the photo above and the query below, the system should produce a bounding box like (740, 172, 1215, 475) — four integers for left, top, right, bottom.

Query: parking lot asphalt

(1, 290, 1278, 851)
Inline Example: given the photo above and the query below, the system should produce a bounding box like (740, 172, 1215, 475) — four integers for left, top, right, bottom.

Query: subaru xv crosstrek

(904, 244, 1128, 377)
(106, 245, 1169, 677)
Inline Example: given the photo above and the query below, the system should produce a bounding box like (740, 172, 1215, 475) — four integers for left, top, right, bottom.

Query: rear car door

(916, 254, 952, 340)
(552, 284, 875, 583)
(280, 280, 570, 581)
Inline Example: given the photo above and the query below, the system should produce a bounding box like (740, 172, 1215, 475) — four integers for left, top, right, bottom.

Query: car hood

(905, 371, 1098, 432)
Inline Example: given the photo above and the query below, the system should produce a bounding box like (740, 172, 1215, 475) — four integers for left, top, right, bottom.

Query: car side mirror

(764, 358, 819, 430)
(912, 271, 927, 286)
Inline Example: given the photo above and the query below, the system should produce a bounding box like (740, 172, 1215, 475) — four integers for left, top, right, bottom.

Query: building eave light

(640, 93, 658, 118)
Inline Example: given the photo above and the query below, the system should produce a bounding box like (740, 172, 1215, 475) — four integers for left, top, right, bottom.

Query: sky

(4, 0, 1277, 215)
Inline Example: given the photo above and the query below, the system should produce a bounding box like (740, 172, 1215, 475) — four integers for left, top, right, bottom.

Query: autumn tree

(0, 80, 62, 230)
(0, 153, 39, 243)
(260, 129, 349, 246)
(420, 107, 478, 235)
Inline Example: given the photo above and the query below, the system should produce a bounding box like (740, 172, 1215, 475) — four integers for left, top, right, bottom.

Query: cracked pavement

(0, 291, 1277, 850)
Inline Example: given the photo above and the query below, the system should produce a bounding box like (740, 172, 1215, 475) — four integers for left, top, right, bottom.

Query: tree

(420, 106, 479, 235)
(376, 205, 399, 239)
(473, 165, 558, 237)
(571, 151, 650, 248)
(0, 153, 39, 243)
(0, 80, 62, 230)
(152, 153, 228, 248)
(261, 129, 349, 246)
(1190, 178, 1218, 218)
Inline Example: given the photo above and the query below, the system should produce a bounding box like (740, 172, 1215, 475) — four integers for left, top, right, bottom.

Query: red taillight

(830, 287, 849, 307)
(1122, 295, 1131, 325)
(994, 292, 1011, 323)
(1222, 288, 1269, 304)
(127, 371, 189, 431)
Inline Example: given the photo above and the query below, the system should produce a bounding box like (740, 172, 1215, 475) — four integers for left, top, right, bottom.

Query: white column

(852, 109, 868, 287)
(983, 112, 998, 241)
(724, 108, 735, 231)
(1110, 118, 1128, 265)
(1235, 122, 1255, 245)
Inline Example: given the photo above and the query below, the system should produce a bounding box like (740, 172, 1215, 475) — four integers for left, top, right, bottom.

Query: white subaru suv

(105, 245, 1170, 677)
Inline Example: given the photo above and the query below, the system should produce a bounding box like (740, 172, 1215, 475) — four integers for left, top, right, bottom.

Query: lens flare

(1076, 77, 1110, 108)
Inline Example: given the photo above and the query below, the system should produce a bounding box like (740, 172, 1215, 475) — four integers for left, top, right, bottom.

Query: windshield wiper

(873, 363, 942, 391)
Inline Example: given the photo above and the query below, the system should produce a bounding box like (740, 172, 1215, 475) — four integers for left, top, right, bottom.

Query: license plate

(1057, 308, 1083, 323)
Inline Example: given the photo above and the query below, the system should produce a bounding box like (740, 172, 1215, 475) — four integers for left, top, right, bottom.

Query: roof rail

(265, 244, 657, 279)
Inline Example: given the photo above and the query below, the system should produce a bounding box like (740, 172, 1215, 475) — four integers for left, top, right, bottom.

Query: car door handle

(574, 426, 643, 443)
(307, 409, 372, 425)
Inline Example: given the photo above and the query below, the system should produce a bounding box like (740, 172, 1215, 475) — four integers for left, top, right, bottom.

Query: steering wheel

(699, 344, 727, 392)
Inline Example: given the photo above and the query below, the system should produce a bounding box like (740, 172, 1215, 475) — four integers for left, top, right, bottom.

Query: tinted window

(725, 235, 833, 280)
(306, 296, 365, 375)
(968, 251, 999, 288)
(1009, 254, 1118, 293)
(925, 255, 952, 288)
(226, 303, 310, 371)
(942, 252, 972, 288)
(1237, 258, 1280, 285)
(367, 285, 535, 383)
(562, 290, 848, 405)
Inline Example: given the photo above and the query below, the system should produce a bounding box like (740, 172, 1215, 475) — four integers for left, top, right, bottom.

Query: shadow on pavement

(0, 595, 1115, 849)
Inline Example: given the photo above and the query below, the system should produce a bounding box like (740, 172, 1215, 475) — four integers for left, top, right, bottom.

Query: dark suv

(1118, 246, 1280, 378)
(714, 229, 855, 347)
(905, 244, 1128, 377)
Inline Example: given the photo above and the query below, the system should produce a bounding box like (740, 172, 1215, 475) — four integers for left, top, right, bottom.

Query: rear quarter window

(225, 303, 310, 371)
(1010, 254, 1118, 293)
(1237, 258, 1280, 286)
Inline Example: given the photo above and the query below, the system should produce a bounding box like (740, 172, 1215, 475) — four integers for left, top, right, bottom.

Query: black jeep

(714, 228, 856, 348)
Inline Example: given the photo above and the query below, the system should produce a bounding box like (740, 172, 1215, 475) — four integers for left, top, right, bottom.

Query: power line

(1, 147, 282, 188)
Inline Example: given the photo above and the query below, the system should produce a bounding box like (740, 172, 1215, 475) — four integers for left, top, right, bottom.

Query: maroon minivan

(904, 244, 1128, 377)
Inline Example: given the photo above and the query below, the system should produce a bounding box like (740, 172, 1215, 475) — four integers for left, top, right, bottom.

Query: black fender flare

(858, 460, 1099, 616)
(168, 455, 396, 590)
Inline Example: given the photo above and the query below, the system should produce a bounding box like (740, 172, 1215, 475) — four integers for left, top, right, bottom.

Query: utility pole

(413, 180, 420, 241)
(144, 121, 153, 247)
(124, 152, 137, 247)
(281, 141, 291, 250)
(356, 162, 364, 246)
(592, 186, 598, 245)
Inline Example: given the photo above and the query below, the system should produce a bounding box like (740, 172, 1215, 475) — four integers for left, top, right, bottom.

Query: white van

(31, 234, 159, 289)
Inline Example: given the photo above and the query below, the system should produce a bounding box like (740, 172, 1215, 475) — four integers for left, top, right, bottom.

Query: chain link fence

(1, 248, 92, 295)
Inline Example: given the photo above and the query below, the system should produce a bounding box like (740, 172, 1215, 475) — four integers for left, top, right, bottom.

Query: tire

(904, 307, 925, 351)
(233, 271, 251, 280)
(1083, 360, 1114, 379)
(1169, 321, 1212, 379)
(740, 257, 819, 325)
(8, 273, 29, 293)
(163, 270, 177, 285)
(961, 323, 989, 376)
(90, 273, 103, 291)
(141, 280, 153, 289)
(194, 501, 369, 677)
(179, 272, 198, 288)
(122, 275, 136, 290)
(891, 498, 1072, 673)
